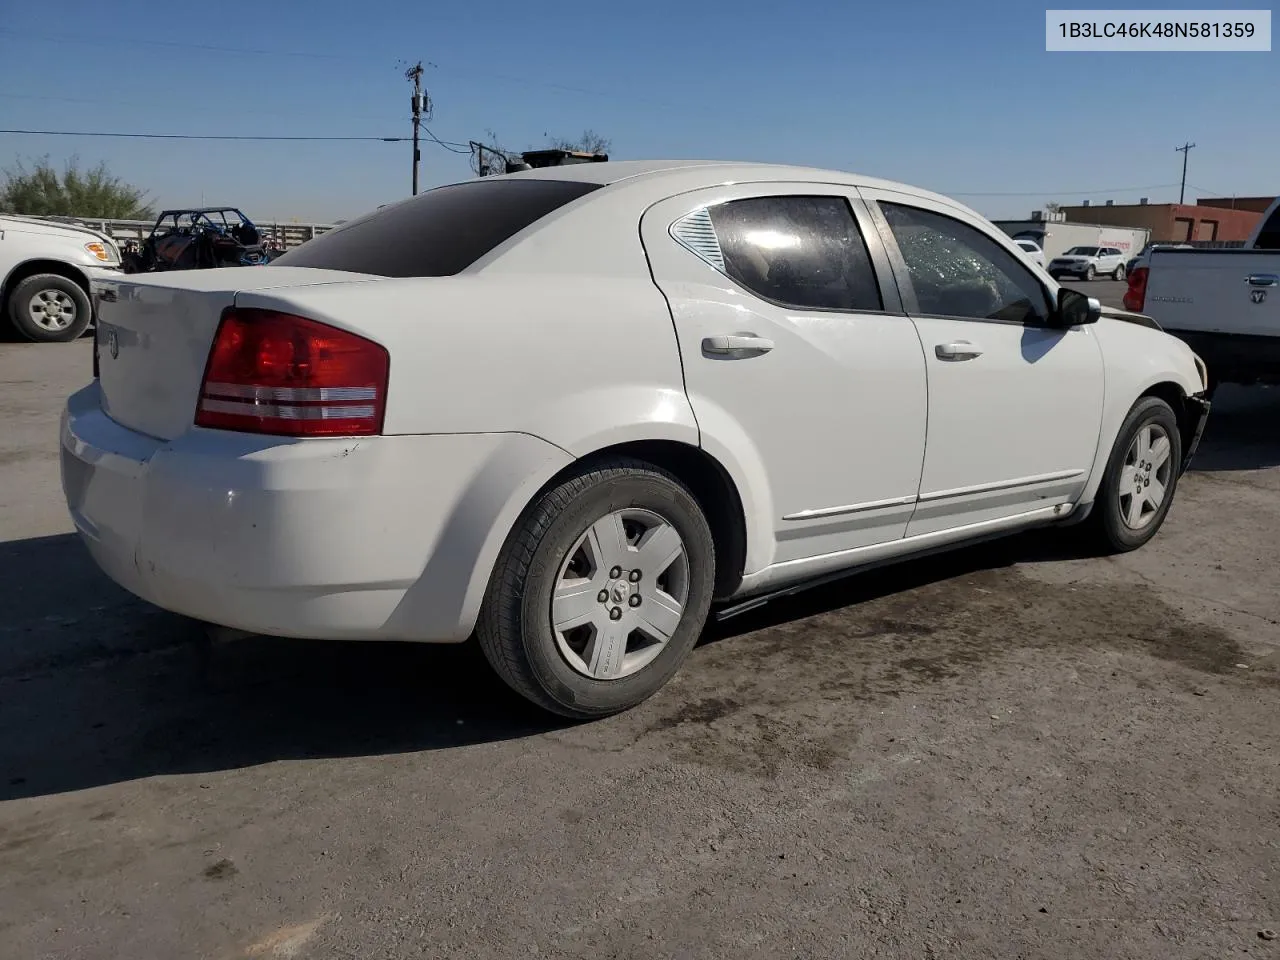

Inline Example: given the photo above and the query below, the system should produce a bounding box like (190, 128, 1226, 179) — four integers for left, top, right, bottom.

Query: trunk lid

(94, 266, 375, 441)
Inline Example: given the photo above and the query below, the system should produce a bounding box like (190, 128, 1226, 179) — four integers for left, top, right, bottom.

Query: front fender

(1077, 321, 1206, 505)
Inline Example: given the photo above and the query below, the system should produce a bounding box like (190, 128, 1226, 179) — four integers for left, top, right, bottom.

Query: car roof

(496, 159, 976, 215)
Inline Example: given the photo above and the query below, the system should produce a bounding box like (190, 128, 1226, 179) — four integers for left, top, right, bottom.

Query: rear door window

(270, 178, 603, 276)
(703, 195, 883, 312)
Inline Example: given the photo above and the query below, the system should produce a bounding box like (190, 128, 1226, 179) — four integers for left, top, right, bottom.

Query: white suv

(1048, 245, 1126, 281)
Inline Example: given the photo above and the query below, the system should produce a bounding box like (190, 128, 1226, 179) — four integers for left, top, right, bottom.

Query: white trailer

(993, 220, 1150, 264)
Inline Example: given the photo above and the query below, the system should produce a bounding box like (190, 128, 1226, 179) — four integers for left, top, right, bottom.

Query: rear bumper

(60, 383, 572, 642)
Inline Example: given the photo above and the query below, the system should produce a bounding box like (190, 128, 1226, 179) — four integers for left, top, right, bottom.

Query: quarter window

(880, 202, 1052, 324)
(703, 196, 883, 312)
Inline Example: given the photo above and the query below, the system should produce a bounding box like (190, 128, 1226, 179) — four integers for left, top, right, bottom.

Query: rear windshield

(270, 178, 603, 277)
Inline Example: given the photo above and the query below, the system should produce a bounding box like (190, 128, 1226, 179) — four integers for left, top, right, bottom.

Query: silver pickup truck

(1123, 197, 1280, 395)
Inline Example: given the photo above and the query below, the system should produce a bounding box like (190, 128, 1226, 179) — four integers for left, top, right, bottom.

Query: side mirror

(1055, 287, 1102, 327)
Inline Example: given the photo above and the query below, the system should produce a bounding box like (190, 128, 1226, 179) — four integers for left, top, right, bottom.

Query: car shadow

(700, 528, 1097, 644)
(0, 533, 568, 801)
(0, 526, 1098, 801)
(1188, 384, 1280, 472)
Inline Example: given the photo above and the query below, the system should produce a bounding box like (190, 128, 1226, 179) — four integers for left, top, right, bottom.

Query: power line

(0, 128, 409, 142)
(0, 92, 410, 126)
(0, 28, 689, 110)
(0, 28, 359, 61)
(422, 126, 472, 154)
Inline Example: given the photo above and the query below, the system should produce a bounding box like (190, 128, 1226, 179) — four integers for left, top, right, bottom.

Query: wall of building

(1058, 203, 1263, 243)
(1196, 196, 1277, 214)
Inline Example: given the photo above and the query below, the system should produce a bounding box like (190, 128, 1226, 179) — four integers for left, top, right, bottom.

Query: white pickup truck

(0, 215, 124, 343)
(1123, 197, 1280, 394)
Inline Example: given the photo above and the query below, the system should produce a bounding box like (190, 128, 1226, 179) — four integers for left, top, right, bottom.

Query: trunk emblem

(1252, 290, 1268, 305)
(106, 328, 119, 359)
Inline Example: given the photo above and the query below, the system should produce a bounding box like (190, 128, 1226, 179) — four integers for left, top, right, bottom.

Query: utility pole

(406, 61, 427, 195)
(1175, 141, 1196, 204)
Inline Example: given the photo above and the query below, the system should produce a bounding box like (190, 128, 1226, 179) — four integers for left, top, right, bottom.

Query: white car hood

(0, 214, 117, 247)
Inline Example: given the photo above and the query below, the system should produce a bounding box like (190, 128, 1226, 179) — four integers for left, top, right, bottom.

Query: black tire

(476, 457, 716, 719)
(6, 273, 93, 343)
(1113, 264, 1126, 281)
(1087, 396, 1183, 553)
(1084, 264, 1096, 281)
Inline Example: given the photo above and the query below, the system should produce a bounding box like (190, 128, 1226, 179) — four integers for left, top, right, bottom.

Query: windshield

(1065, 246, 1098, 256)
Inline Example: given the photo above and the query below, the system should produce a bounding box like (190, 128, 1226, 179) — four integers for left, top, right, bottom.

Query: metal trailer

(992, 220, 1150, 264)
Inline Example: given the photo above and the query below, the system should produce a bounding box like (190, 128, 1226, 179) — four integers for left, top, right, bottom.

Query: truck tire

(476, 457, 716, 719)
(6, 273, 93, 343)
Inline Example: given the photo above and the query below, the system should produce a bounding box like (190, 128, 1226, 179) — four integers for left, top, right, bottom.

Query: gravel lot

(1, 338, 1278, 960)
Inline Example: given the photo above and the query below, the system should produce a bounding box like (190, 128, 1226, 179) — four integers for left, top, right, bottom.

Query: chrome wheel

(1118, 423, 1173, 530)
(27, 288, 79, 332)
(551, 508, 690, 681)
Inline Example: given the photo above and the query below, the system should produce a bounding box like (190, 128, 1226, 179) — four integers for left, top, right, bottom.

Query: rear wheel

(7, 273, 92, 343)
(476, 458, 716, 719)
(1087, 396, 1182, 552)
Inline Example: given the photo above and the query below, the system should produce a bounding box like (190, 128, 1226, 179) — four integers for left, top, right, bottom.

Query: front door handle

(702, 334, 775, 356)
(1245, 274, 1279, 287)
(935, 340, 983, 361)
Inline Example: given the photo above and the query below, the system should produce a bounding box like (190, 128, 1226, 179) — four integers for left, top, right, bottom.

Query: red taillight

(195, 308, 389, 437)
(1123, 266, 1148, 312)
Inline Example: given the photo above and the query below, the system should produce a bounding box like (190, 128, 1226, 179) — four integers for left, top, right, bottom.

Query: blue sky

(1, 0, 1275, 223)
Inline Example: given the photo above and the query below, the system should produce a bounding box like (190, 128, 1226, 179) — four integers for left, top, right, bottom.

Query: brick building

(1196, 195, 1277, 214)
(1058, 199, 1270, 244)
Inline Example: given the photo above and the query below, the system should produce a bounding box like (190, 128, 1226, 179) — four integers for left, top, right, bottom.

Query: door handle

(935, 340, 983, 361)
(702, 334, 775, 356)
(1245, 274, 1279, 287)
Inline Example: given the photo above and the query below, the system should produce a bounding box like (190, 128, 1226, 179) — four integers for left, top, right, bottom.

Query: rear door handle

(702, 334, 775, 356)
(935, 340, 983, 361)
(1246, 274, 1279, 287)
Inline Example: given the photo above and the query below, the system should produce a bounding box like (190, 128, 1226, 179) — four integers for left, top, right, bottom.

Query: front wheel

(1113, 264, 1126, 281)
(1087, 396, 1182, 553)
(1084, 264, 1096, 281)
(6, 273, 93, 343)
(476, 458, 716, 719)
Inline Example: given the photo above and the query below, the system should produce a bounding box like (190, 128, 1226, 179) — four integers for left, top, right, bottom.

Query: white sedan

(62, 161, 1212, 718)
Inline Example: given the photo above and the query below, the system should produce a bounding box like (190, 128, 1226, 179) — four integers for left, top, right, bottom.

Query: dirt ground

(1, 339, 1278, 960)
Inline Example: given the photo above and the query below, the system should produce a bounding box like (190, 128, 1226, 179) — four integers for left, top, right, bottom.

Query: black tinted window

(270, 178, 602, 276)
(1255, 206, 1280, 249)
(706, 196, 882, 311)
(880, 202, 1052, 325)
